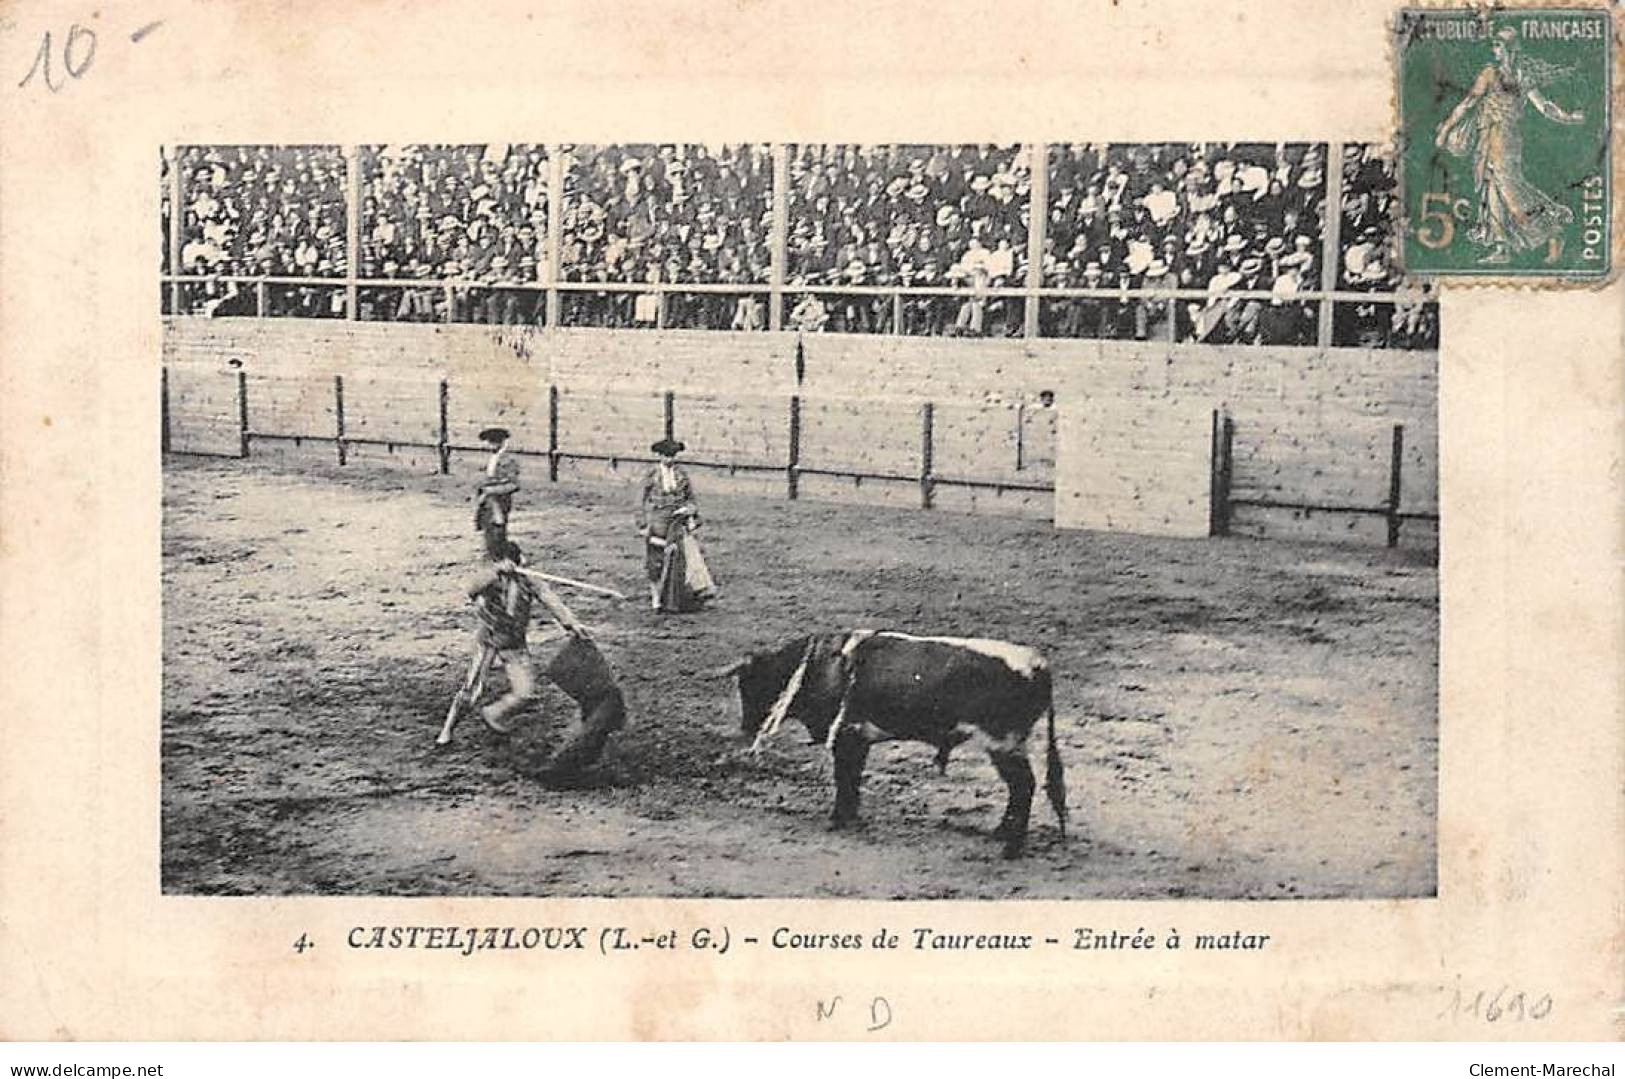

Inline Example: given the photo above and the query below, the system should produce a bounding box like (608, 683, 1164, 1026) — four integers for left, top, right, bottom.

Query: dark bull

(704, 630, 1068, 859)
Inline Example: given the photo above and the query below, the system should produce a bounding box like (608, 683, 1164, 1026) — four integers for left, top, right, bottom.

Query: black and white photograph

(6, 0, 1623, 1051)
(160, 139, 1439, 900)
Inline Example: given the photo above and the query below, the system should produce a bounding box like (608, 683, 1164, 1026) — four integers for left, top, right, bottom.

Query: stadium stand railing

(160, 142, 1437, 350)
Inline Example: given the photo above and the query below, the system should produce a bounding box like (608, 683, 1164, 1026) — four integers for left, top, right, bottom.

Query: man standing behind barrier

(474, 426, 520, 558)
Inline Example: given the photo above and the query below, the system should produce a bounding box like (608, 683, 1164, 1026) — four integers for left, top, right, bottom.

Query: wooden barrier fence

(162, 365, 1436, 546)
(161, 366, 1057, 512)
(1209, 412, 1437, 548)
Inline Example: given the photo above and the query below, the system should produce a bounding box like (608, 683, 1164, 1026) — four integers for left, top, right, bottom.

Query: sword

(514, 566, 628, 602)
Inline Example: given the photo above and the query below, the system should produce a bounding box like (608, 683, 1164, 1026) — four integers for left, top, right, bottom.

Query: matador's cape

(538, 635, 627, 779)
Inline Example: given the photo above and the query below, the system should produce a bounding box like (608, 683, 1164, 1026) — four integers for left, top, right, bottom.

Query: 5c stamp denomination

(1396, 7, 1614, 280)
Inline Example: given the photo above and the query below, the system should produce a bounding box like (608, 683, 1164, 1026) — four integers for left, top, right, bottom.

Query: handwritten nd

(816, 995, 893, 1033)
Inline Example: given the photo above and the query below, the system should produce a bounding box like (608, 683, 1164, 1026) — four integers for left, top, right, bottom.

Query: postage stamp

(1395, 6, 1614, 280)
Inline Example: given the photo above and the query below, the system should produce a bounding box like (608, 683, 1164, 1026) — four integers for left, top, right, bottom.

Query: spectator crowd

(358, 144, 550, 323)
(162, 141, 1434, 347)
(165, 145, 347, 317)
(783, 144, 1029, 335)
(1042, 143, 1324, 345)
(557, 144, 773, 330)
(1336, 143, 1436, 348)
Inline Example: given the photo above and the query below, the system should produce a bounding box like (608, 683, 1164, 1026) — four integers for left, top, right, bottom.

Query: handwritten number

(1438, 979, 1552, 1024)
(17, 24, 97, 93)
(64, 24, 97, 79)
(18, 32, 60, 92)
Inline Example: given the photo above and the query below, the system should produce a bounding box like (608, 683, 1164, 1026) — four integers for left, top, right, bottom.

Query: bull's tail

(1043, 703, 1068, 841)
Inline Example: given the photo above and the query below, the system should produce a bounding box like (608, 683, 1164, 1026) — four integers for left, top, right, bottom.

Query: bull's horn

(698, 658, 748, 679)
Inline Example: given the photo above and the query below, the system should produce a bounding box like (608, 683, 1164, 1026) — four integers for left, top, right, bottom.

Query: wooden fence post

(1209, 411, 1235, 537)
(1208, 409, 1221, 535)
(1386, 423, 1405, 549)
(664, 390, 676, 443)
(437, 379, 450, 475)
(920, 402, 935, 510)
(1015, 401, 1026, 473)
(786, 394, 801, 500)
(236, 369, 250, 458)
(160, 366, 172, 455)
(548, 384, 560, 483)
(334, 374, 348, 466)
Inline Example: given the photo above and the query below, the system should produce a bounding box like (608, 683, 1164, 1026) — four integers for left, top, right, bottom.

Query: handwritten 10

(16, 19, 163, 94)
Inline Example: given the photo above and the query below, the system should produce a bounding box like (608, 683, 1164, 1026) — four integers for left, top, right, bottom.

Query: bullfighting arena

(162, 453, 1437, 900)
(160, 140, 1440, 900)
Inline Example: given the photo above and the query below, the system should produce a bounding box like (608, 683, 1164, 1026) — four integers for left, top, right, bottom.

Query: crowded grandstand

(161, 142, 1436, 348)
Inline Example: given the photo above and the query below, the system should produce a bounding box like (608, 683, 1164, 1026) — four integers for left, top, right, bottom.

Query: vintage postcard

(0, 0, 1620, 1044)
(1396, 6, 1614, 279)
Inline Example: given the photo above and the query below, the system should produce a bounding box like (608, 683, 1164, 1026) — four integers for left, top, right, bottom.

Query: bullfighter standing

(474, 425, 520, 558)
(637, 438, 716, 614)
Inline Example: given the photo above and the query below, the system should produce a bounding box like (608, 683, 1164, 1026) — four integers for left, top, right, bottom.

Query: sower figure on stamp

(1435, 26, 1585, 265)
(636, 438, 717, 614)
(473, 426, 521, 559)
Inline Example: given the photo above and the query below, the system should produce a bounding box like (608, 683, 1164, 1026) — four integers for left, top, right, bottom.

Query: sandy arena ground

(162, 454, 1437, 899)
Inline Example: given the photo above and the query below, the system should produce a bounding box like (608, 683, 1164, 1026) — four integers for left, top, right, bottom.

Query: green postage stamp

(1396, 6, 1615, 280)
